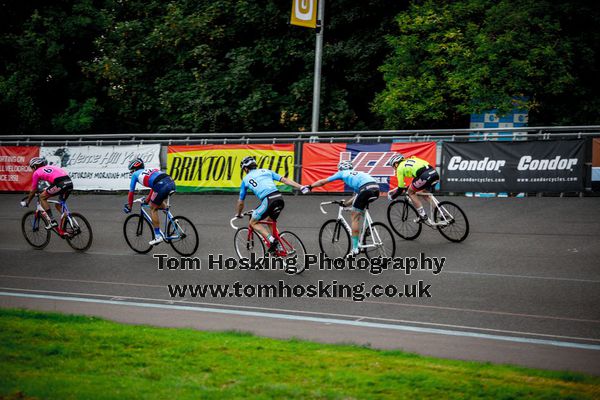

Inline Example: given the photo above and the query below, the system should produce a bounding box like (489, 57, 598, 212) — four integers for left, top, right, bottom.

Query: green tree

(373, 0, 600, 129)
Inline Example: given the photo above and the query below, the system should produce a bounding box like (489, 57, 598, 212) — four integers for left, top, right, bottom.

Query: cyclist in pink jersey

(20, 157, 73, 229)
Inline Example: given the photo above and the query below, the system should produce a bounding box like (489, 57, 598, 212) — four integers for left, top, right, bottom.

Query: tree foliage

(373, 0, 600, 129)
(1, 0, 599, 134)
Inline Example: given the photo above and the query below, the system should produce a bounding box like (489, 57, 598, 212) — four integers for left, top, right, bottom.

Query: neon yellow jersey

(396, 157, 430, 188)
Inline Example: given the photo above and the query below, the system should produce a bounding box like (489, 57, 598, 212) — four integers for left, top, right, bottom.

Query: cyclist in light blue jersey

(235, 156, 304, 253)
(303, 160, 380, 256)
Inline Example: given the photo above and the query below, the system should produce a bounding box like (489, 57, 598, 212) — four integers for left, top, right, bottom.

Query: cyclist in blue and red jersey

(303, 160, 380, 256)
(234, 156, 305, 253)
(123, 158, 176, 246)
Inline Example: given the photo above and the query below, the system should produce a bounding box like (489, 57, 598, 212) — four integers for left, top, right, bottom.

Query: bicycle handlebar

(319, 200, 345, 214)
(229, 210, 253, 229)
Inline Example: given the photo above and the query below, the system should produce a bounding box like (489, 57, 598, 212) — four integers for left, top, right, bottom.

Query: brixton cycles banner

(0, 146, 39, 191)
(301, 142, 436, 193)
(167, 144, 295, 192)
(441, 140, 585, 192)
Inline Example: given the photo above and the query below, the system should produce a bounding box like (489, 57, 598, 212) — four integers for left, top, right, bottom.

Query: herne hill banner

(39, 144, 161, 190)
(441, 140, 585, 192)
(301, 142, 436, 192)
(0, 146, 39, 191)
(167, 144, 295, 192)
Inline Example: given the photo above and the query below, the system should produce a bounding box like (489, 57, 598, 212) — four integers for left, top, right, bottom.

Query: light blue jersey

(239, 169, 283, 201)
(326, 170, 376, 192)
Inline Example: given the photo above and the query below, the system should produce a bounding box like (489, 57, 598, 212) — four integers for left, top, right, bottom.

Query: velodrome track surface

(1, 193, 599, 375)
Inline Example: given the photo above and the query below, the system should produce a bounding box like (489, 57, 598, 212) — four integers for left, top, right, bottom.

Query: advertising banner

(39, 145, 160, 190)
(593, 138, 600, 190)
(167, 144, 295, 192)
(442, 140, 585, 192)
(0, 146, 39, 191)
(290, 0, 317, 28)
(301, 142, 436, 192)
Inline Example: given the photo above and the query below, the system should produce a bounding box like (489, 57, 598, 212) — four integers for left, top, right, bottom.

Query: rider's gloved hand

(300, 185, 311, 194)
(123, 203, 132, 214)
(20, 200, 28, 208)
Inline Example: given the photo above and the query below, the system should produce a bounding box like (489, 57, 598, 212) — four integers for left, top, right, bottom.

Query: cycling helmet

(128, 157, 144, 172)
(240, 156, 257, 170)
(389, 153, 405, 167)
(29, 157, 47, 169)
(337, 160, 353, 171)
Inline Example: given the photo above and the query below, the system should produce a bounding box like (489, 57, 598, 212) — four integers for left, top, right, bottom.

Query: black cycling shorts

(253, 192, 285, 221)
(352, 183, 380, 211)
(45, 175, 73, 201)
(411, 167, 439, 191)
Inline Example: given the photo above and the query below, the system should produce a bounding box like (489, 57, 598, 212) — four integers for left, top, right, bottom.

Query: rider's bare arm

(235, 199, 244, 217)
(308, 178, 329, 189)
(279, 176, 303, 190)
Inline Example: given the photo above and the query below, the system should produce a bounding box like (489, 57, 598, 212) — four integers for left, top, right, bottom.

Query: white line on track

(443, 270, 600, 283)
(1, 290, 599, 351)
(1, 274, 599, 324)
(1, 287, 599, 345)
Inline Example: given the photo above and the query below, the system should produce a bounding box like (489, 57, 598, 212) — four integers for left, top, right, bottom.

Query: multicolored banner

(39, 144, 160, 191)
(0, 146, 39, 191)
(167, 144, 295, 192)
(301, 142, 436, 192)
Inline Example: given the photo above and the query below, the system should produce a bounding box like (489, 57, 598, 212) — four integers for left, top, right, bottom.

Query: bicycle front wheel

(167, 215, 199, 256)
(64, 212, 93, 252)
(319, 219, 350, 259)
(364, 222, 396, 259)
(123, 214, 153, 254)
(21, 211, 50, 249)
(434, 201, 469, 242)
(279, 231, 307, 274)
(234, 227, 266, 259)
(387, 199, 422, 240)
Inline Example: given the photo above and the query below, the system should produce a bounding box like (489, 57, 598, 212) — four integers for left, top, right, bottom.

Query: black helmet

(389, 153, 405, 167)
(128, 157, 144, 172)
(240, 156, 257, 170)
(29, 157, 47, 169)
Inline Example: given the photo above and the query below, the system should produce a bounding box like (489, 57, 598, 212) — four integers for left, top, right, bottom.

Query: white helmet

(29, 157, 47, 169)
(337, 160, 353, 171)
(389, 153, 405, 167)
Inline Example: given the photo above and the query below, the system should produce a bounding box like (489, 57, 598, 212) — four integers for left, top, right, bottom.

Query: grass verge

(0, 308, 598, 399)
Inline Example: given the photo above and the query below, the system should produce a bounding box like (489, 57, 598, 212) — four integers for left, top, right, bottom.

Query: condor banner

(301, 142, 436, 192)
(0, 146, 39, 191)
(167, 144, 295, 192)
(442, 140, 585, 192)
(39, 145, 160, 190)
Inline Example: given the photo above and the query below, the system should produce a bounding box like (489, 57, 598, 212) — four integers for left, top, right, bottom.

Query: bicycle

(21, 193, 93, 251)
(318, 201, 396, 259)
(230, 211, 307, 274)
(123, 194, 199, 256)
(387, 192, 469, 242)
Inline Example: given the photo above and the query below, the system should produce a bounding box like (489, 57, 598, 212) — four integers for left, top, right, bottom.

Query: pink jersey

(31, 165, 69, 190)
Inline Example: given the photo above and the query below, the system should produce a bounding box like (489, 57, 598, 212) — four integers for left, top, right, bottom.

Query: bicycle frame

(231, 211, 296, 258)
(32, 196, 79, 237)
(135, 195, 185, 242)
(406, 192, 453, 227)
(320, 202, 383, 250)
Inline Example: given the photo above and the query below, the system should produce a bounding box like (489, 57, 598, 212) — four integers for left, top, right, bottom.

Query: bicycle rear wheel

(123, 214, 153, 254)
(319, 219, 350, 259)
(434, 201, 469, 242)
(364, 222, 396, 259)
(167, 215, 199, 256)
(64, 212, 93, 252)
(21, 211, 50, 249)
(234, 227, 266, 259)
(387, 199, 422, 240)
(279, 231, 307, 274)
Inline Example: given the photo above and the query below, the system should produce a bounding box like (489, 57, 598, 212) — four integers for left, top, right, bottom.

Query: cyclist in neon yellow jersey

(388, 154, 439, 222)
